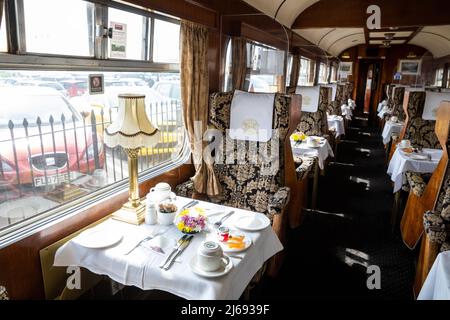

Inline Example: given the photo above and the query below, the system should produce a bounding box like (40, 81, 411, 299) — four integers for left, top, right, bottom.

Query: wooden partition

(0, 164, 195, 299)
(400, 101, 450, 249)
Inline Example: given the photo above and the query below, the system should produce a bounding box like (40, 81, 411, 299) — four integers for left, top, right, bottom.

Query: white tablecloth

(291, 138, 334, 170)
(381, 121, 404, 145)
(418, 251, 450, 300)
(54, 197, 283, 300)
(387, 148, 443, 193)
(341, 105, 353, 120)
(328, 115, 345, 138)
(378, 107, 392, 119)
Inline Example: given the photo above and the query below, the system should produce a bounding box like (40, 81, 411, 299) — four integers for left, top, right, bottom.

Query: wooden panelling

(0, 164, 195, 299)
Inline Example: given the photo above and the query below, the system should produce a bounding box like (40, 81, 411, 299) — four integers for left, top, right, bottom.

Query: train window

(247, 42, 285, 93)
(153, 19, 180, 63)
(447, 70, 450, 88)
(108, 8, 146, 60)
(285, 54, 293, 87)
(22, 0, 95, 56)
(0, 70, 184, 232)
(318, 63, 329, 84)
(223, 39, 232, 91)
(0, 1, 6, 52)
(434, 68, 444, 87)
(298, 57, 315, 86)
(330, 64, 338, 83)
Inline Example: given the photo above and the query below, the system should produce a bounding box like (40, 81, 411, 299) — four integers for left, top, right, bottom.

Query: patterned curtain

(231, 37, 247, 91)
(180, 20, 221, 196)
(287, 55, 300, 94)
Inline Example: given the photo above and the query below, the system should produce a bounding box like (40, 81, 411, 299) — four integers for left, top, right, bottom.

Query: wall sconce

(407, 52, 417, 58)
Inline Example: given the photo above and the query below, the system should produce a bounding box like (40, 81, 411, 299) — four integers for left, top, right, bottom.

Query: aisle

(259, 117, 416, 299)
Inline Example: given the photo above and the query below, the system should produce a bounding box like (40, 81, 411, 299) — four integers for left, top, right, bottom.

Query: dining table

(387, 148, 443, 193)
(381, 120, 404, 145)
(53, 197, 283, 300)
(291, 136, 334, 170)
(418, 251, 450, 300)
(327, 115, 345, 138)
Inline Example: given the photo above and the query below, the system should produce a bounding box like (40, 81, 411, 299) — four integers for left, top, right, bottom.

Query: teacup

(306, 136, 319, 147)
(197, 241, 224, 272)
(399, 139, 412, 148)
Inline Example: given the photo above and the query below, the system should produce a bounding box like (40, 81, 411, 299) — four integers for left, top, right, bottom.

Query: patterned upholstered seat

(328, 84, 345, 116)
(176, 91, 295, 219)
(400, 91, 441, 194)
(402, 172, 431, 197)
(295, 87, 331, 180)
(0, 286, 8, 300)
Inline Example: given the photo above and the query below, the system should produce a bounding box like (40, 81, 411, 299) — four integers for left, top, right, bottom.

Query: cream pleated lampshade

(104, 94, 161, 149)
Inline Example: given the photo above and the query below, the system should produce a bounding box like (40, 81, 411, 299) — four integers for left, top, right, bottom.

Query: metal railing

(0, 100, 184, 209)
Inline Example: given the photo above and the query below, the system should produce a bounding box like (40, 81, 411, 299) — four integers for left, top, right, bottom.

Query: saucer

(189, 255, 233, 278)
(217, 230, 252, 252)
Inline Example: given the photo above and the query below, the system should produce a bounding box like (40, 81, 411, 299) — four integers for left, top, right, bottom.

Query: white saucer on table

(189, 255, 233, 278)
(217, 231, 252, 253)
(74, 228, 123, 249)
(234, 213, 270, 231)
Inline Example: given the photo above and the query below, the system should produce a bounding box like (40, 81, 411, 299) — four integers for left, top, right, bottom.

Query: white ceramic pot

(157, 210, 176, 225)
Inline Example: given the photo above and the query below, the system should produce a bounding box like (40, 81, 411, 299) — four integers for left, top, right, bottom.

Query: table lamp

(104, 94, 160, 224)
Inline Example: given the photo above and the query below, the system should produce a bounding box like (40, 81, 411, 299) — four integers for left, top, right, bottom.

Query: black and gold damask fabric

(294, 156, 317, 181)
(403, 171, 428, 197)
(403, 91, 440, 149)
(0, 286, 8, 300)
(423, 211, 447, 244)
(177, 91, 292, 217)
(391, 87, 406, 121)
(297, 87, 330, 136)
(328, 84, 345, 116)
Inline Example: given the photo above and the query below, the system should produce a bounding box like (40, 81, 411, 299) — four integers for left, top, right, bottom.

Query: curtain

(180, 20, 221, 196)
(287, 55, 300, 94)
(231, 37, 247, 91)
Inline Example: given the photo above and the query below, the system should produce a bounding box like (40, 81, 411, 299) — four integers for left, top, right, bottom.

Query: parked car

(0, 87, 105, 188)
(59, 79, 88, 97)
(14, 80, 68, 96)
(152, 80, 181, 101)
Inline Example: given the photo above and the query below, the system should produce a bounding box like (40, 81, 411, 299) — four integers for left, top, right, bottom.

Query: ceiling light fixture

(384, 33, 395, 40)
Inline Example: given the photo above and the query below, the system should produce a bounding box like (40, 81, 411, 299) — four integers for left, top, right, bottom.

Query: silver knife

(162, 235, 194, 270)
(180, 200, 199, 211)
(159, 234, 188, 268)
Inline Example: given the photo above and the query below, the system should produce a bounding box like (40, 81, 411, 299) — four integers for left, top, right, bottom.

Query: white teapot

(147, 182, 172, 203)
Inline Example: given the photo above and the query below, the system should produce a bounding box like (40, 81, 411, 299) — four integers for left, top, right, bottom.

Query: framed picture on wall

(398, 59, 422, 75)
(339, 62, 353, 74)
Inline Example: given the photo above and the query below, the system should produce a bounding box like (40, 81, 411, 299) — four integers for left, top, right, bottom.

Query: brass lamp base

(112, 201, 146, 225)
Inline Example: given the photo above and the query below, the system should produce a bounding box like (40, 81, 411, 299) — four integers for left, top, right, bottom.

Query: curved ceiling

(242, 0, 450, 58)
(409, 26, 450, 58)
(242, 0, 319, 27)
(297, 28, 365, 57)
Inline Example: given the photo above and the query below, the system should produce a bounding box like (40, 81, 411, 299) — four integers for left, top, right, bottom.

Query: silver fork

(213, 211, 235, 228)
(124, 228, 168, 255)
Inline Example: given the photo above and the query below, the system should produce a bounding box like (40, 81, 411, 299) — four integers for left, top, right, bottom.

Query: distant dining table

(418, 251, 450, 300)
(291, 136, 334, 170)
(327, 115, 345, 138)
(387, 148, 443, 193)
(54, 197, 283, 300)
(381, 120, 404, 145)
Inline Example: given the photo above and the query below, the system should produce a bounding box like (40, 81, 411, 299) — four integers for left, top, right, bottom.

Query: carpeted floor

(257, 115, 417, 300)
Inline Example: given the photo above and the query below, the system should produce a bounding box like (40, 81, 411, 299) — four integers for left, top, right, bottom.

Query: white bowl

(157, 210, 176, 225)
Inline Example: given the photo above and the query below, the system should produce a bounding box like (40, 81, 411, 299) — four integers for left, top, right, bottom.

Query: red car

(0, 87, 104, 188)
(59, 79, 88, 98)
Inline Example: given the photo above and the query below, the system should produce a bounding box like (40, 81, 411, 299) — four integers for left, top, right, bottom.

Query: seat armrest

(267, 187, 290, 218)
